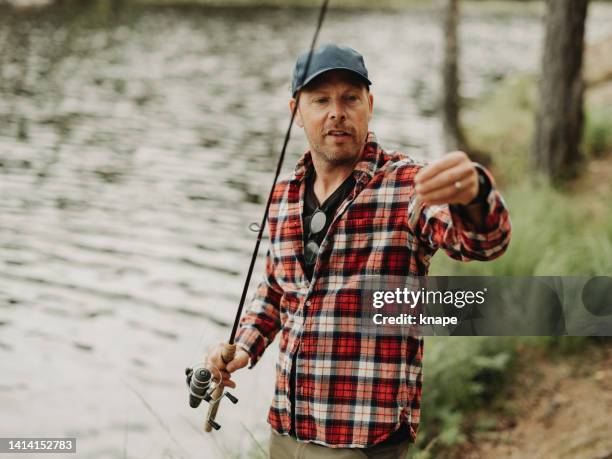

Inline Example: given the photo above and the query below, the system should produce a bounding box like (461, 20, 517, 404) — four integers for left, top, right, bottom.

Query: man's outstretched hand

(206, 342, 250, 389)
(414, 151, 479, 206)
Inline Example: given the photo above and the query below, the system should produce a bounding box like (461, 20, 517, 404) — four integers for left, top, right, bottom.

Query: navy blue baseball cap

(291, 43, 372, 96)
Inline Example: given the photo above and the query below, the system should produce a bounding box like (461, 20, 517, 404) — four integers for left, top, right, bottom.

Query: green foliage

(429, 180, 612, 276)
(412, 66, 612, 457)
(412, 337, 514, 453)
(410, 336, 595, 457)
(463, 75, 537, 183)
(584, 105, 612, 158)
(464, 76, 612, 185)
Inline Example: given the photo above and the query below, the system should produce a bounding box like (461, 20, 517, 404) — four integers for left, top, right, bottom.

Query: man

(208, 44, 511, 458)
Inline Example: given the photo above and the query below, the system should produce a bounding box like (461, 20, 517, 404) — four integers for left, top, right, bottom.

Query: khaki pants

(268, 429, 410, 459)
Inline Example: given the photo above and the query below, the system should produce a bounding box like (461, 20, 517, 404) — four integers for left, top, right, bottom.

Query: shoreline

(0, 0, 555, 12)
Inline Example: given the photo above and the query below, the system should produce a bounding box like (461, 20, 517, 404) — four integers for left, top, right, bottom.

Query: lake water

(1, 2, 611, 458)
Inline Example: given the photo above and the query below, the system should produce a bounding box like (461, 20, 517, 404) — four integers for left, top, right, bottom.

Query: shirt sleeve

(234, 247, 284, 368)
(406, 163, 512, 261)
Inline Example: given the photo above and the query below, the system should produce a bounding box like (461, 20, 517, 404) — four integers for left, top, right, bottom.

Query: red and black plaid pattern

(235, 132, 511, 448)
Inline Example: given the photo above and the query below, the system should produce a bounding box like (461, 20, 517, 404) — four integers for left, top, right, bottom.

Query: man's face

(290, 70, 374, 166)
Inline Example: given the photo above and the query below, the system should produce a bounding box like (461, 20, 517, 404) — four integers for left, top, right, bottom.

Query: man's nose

(328, 99, 347, 120)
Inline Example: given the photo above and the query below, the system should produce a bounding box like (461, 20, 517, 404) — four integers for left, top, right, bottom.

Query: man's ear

(367, 93, 374, 121)
(290, 97, 304, 128)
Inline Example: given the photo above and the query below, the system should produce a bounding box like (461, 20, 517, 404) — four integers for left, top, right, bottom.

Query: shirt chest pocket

(332, 216, 401, 245)
(331, 217, 379, 250)
(325, 216, 408, 275)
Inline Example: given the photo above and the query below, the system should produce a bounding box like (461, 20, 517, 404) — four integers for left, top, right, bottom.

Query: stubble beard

(309, 134, 365, 167)
(315, 145, 359, 166)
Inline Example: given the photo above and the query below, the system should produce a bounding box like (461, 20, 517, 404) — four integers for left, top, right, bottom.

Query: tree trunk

(442, 0, 467, 152)
(533, 0, 589, 182)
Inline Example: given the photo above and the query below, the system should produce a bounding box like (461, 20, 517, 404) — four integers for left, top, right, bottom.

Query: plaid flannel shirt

(235, 132, 511, 448)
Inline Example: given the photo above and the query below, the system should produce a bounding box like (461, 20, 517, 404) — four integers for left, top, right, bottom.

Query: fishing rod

(185, 0, 330, 433)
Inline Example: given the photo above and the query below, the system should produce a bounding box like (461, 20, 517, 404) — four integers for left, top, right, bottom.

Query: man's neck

(310, 151, 362, 205)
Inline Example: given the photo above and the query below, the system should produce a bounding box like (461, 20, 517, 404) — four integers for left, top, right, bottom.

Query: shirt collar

(292, 131, 381, 184)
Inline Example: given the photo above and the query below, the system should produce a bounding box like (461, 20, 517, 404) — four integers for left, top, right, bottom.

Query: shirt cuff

(234, 327, 267, 369)
(449, 163, 499, 234)
(467, 163, 492, 206)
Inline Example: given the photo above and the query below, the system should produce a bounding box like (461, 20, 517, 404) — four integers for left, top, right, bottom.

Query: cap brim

(293, 67, 372, 96)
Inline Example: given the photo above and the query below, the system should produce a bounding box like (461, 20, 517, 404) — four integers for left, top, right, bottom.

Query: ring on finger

(454, 180, 462, 190)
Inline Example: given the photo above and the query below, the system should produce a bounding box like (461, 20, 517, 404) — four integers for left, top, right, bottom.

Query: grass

(429, 70, 612, 277)
(461, 74, 612, 185)
(417, 337, 515, 448)
(461, 75, 536, 185)
(413, 71, 612, 457)
(584, 105, 612, 158)
(410, 336, 598, 458)
(429, 179, 612, 277)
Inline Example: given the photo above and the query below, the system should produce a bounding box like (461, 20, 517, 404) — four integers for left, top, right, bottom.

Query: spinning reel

(185, 363, 238, 431)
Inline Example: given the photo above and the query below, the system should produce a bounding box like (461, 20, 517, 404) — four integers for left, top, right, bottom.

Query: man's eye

(315, 98, 328, 104)
(346, 95, 358, 101)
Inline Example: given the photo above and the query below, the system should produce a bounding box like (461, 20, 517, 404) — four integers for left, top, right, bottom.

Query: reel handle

(204, 343, 236, 432)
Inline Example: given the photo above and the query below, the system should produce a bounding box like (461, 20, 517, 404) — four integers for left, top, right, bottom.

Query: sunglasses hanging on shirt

(305, 209, 327, 265)
(302, 166, 356, 271)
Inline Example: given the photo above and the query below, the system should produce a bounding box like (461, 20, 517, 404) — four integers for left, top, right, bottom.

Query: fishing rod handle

(204, 342, 237, 432)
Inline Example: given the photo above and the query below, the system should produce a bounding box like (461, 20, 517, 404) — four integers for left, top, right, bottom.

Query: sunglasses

(305, 208, 327, 265)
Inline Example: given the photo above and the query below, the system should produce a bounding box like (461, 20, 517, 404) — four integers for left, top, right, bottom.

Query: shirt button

(305, 300, 311, 307)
